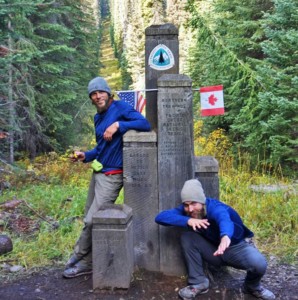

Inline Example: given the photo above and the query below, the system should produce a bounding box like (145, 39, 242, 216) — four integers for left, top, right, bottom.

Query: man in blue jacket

(63, 77, 151, 278)
(155, 179, 275, 300)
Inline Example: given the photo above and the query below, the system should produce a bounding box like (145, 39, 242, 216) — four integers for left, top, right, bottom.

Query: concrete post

(157, 74, 193, 276)
(92, 204, 133, 290)
(123, 130, 159, 271)
(145, 23, 179, 130)
(194, 156, 219, 199)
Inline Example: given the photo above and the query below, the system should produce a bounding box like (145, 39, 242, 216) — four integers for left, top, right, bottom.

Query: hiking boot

(65, 254, 80, 269)
(178, 279, 209, 299)
(243, 285, 275, 300)
(62, 262, 92, 279)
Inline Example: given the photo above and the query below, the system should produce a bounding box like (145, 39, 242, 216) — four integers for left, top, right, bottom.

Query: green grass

(219, 169, 297, 262)
(0, 157, 125, 270)
(1, 164, 296, 270)
(0, 184, 88, 267)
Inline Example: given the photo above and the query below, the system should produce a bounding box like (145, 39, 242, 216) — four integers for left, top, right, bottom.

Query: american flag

(116, 91, 146, 114)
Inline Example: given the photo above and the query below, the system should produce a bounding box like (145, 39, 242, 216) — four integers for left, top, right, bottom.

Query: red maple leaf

(208, 94, 217, 105)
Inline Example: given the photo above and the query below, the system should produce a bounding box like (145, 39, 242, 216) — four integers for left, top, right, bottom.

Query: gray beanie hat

(88, 77, 111, 97)
(181, 179, 206, 204)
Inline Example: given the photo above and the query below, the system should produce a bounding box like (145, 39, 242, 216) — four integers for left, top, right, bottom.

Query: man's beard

(97, 98, 111, 113)
(189, 207, 206, 219)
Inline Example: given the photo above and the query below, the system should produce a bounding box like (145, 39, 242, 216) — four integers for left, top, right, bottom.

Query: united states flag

(117, 91, 146, 114)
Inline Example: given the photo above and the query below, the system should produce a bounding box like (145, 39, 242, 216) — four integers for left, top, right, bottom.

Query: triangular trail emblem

(149, 44, 175, 70)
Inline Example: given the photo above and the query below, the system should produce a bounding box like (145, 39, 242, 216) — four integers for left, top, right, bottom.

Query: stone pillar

(157, 74, 193, 276)
(92, 204, 133, 290)
(194, 156, 219, 199)
(123, 130, 159, 271)
(145, 23, 179, 130)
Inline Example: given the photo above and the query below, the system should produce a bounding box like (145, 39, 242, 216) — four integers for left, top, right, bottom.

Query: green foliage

(186, 0, 297, 172)
(119, 52, 133, 90)
(0, 152, 126, 268)
(1, 184, 87, 267)
(0, 0, 100, 160)
(219, 169, 297, 262)
(108, 19, 132, 90)
(0, 152, 296, 269)
(255, 0, 298, 169)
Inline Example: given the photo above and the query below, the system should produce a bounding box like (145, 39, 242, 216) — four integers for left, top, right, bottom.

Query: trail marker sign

(148, 44, 175, 71)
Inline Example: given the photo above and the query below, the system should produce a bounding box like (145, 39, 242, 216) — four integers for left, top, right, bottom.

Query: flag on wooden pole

(200, 85, 224, 116)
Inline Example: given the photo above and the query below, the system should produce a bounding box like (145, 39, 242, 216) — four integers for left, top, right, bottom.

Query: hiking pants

(181, 231, 267, 290)
(73, 172, 123, 267)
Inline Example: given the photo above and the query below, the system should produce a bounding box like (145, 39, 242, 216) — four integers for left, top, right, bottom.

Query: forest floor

(0, 256, 297, 300)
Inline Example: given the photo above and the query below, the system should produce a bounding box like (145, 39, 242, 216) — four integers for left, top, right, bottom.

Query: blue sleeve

(155, 204, 190, 228)
(118, 105, 151, 134)
(84, 147, 97, 163)
(208, 204, 234, 238)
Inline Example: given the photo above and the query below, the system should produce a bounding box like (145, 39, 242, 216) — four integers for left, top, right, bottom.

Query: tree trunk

(8, 19, 15, 164)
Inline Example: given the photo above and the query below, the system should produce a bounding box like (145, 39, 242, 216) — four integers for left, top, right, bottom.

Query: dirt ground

(0, 257, 297, 300)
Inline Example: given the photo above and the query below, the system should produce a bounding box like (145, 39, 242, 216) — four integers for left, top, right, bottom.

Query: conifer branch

(188, 1, 266, 90)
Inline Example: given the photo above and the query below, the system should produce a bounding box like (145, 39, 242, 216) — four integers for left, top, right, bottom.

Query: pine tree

(252, 0, 298, 169)
(185, 0, 298, 171)
(0, 0, 100, 161)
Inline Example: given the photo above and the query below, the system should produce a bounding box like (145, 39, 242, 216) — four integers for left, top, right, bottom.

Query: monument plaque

(157, 74, 194, 275)
(123, 130, 159, 271)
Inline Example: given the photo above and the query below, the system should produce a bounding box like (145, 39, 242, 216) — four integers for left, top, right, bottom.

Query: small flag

(200, 85, 224, 116)
(117, 91, 146, 113)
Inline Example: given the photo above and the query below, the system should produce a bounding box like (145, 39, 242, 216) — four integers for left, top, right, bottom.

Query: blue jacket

(84, 100, 151, 172)
(155, 198, 254, 246)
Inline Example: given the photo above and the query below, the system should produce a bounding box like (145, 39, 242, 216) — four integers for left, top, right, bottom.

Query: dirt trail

(0, 257, 297, 300)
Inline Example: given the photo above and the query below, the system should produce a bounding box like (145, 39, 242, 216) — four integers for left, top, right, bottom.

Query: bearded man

(155, 179, 275, 300)
(63, 77, 151, 278)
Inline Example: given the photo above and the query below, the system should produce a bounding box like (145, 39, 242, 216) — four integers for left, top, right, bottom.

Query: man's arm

(208, 202, 234, 256)
(155, 205, 190, 227)
(209, 204, 235, 240)
(117, 105, 151, 134)
(213, 235, 231, 256)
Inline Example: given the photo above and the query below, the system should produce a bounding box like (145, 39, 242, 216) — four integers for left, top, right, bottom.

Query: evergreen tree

(252, 0, 298, 169)
(185, 0, 298, 171)
(0, 0, 100, 161)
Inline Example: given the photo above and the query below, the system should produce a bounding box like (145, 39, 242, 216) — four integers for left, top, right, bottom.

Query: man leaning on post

(63, 77, 151, 278)
(155, 179, 275, 300)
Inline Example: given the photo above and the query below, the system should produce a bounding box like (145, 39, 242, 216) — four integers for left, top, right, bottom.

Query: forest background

(0, 0, 297, 272)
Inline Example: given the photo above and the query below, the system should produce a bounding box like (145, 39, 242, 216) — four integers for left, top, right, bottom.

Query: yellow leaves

(27, 164, 34, 172)
(194, 119, 232, 163)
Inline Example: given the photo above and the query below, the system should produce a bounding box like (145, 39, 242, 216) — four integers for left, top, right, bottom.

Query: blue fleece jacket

(84, 100, 151, 172)
(155, 198, 254, 246)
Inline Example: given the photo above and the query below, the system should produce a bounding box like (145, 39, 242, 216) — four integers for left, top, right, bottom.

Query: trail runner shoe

(243, 285, 276, 300)
(64, 254, 80, 269)
(63, 262, 92, 279)
(178, 279, 209, 299)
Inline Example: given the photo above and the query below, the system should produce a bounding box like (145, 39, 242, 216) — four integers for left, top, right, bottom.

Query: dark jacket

(84, 100, 150, 172)
(155, 198, 254, 246)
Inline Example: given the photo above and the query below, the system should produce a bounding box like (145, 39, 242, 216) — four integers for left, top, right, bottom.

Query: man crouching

(155, 179, 275, 300)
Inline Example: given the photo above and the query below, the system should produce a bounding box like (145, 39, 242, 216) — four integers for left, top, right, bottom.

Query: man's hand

(187, 218, 210, 231)
(103, 122, 119, 141)
(70, 151, 85, 162)
(213, 235, 231, 256)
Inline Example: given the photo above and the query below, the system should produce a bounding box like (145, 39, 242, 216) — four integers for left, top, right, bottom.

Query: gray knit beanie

(181, 179, 206, 204)
(87, 77, 111, 97)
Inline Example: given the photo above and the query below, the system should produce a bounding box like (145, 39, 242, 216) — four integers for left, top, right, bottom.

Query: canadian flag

(200, 85, 224, 116)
